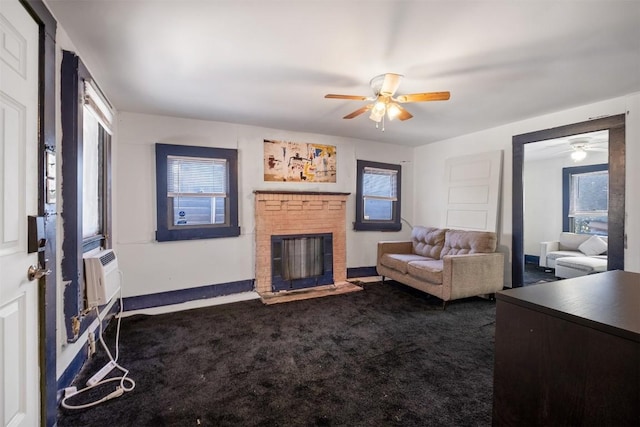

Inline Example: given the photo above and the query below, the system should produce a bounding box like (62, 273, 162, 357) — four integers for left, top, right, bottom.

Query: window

(61, 51, 113, 341)
(563, 164, 608, 235)
(355, 160, 401, 231)
(81, 81, 112, 250)
(155, 144, 240, 241)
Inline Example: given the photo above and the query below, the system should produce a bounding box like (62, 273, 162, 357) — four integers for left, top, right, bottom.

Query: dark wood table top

(497, 270, 640, 342)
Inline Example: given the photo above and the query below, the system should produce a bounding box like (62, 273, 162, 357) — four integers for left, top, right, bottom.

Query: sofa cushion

(380, 253, 431, 274)
(578, 235, 608, 256)
(555, 256, 607, 273)
(558, 232, 591, 251)
(406, 259, 443, 284)
(547, 250, 585, 264)
(411, 226, 447, 259)
(441, 230, 497, 257)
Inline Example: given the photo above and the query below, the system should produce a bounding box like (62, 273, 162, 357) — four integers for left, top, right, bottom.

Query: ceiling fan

(566, 136, 608, 161)
(324, 73, 450, 130)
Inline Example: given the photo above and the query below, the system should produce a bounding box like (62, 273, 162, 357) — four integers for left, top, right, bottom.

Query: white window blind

(167, 156, 227, 197)
(83, 80, 113, 134)
(363, 167, 397, 200)
(82, 106, 100, 238)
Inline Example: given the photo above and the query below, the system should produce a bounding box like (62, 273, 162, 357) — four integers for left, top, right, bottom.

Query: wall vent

(84, 249, 120, 308)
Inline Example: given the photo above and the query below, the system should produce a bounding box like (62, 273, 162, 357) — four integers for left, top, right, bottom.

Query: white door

(0, 0, 41, 426)
(442, 150, 503, 232)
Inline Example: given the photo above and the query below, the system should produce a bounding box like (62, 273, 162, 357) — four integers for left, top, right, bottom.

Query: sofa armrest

(442, 252, 505, 301)
(377, 241, 413, 266)
(539, 240, 560, 267)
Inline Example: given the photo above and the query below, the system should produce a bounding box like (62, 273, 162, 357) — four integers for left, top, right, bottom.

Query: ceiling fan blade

(380, 73, 403, 96)
(325, 94, 369, 101)
(396, 105, 413, 121)
(343, 105, 372, 119)
(396, 91, 451, 103)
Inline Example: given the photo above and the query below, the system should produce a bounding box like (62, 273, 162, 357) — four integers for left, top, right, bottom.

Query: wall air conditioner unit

(84, 249, 121, 308)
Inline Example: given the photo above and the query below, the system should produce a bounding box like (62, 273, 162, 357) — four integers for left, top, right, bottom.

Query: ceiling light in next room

(571, 147, 587, 162)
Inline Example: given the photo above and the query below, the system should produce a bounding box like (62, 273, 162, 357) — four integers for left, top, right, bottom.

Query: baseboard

(121, 292, 260, 318)
(123, 271, 379, 313)
(347, 266, 378, 278)
(122, 279, 254, 312)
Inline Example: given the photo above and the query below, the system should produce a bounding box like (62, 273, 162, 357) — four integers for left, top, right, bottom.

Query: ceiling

(45, 0, 640, 147)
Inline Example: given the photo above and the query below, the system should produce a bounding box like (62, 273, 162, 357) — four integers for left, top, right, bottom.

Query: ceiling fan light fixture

(369, 109, 384, 123)
(387, 103, 401, 120)
(324, 72, 450, 129)
(373, 100, 386, 114)
(369, 99, 387, 123)
(571, 148, 587, 161)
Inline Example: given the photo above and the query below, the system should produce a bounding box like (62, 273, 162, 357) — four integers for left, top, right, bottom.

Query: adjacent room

(1, 1, 639, 426)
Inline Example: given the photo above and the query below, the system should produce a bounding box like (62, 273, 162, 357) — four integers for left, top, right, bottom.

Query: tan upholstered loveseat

(377, 226, 505, 307)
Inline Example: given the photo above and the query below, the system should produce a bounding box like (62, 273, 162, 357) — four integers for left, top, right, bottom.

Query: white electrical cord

(61, 272, 135, 410)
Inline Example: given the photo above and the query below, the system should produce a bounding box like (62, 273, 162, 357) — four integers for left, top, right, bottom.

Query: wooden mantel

(254, 190, 351, 196)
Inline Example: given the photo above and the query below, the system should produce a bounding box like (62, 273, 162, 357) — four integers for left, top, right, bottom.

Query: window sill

(156, 226, 241, 242)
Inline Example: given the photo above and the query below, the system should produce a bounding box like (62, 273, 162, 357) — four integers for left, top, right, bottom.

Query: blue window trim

(61, 51, 113, 343)
(155, 143, 240, 241)
(354, 159, 401, 231)
(562, 163, 608, 232)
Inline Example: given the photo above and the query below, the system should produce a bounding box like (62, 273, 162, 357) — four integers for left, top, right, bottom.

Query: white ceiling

(45, 0, 640, 147)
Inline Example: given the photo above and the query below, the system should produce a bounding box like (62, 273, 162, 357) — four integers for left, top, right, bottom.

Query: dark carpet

(58, 281, 496, 426)
(523, 263, 559, 285)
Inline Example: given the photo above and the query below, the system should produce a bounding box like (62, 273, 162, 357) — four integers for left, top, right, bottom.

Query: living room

(2, 1, 639, 426)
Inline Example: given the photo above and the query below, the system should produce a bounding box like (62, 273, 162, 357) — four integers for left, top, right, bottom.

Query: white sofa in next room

(540, 232, 608, 278)
(540, 232, 608, 268)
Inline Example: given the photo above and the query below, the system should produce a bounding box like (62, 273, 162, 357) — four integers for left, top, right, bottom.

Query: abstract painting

(264, 139, 337, 182)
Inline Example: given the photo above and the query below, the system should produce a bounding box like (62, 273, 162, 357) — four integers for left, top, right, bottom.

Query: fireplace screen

(271, 233, 333, 291)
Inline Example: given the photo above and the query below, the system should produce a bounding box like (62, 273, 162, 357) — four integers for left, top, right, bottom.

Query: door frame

(18, 1, 57, 425)
(512, 114, 626, 286)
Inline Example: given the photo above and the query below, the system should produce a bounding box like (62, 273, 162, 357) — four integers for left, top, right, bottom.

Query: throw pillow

(578, 235, 608, 256)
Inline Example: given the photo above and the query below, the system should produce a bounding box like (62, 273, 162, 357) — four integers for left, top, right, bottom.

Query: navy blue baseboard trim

(347, 266, 378, 278)
(56, 342, 88, 402)
(122, 279, 254, 312)
(57, 300, 121, 401)
(524, 255, 540, 265)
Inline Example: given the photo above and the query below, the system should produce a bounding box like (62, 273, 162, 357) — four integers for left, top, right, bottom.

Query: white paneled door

(0, 0, 40, 426)
(442, 150, 503, 232)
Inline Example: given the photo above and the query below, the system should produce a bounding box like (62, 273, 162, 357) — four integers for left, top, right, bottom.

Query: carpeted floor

(58, 281, 497, 426)
(523, 263, 559, 285)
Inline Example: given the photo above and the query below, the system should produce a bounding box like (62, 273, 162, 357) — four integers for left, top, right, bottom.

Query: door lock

(27, 264, 51, 281)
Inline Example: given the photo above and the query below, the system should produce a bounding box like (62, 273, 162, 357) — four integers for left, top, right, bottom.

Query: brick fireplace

(254, 191, 350, 295)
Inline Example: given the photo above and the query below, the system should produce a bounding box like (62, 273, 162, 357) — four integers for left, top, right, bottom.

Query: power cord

(400, 217, 414, 230)
(61, 272, 135, 410)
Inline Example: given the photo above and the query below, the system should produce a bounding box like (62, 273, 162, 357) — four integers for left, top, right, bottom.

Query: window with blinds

(363, 167, 397, 221)
(155, 144, 240, 241)
(167, 156, 228, 226)
(355, 160, 401, 231)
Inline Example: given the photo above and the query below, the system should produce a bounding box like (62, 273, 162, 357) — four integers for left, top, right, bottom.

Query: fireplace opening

(271, 233, 333, 291)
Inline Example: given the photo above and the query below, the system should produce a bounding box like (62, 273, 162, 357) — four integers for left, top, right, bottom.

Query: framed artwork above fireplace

(263, 139, 337, 182)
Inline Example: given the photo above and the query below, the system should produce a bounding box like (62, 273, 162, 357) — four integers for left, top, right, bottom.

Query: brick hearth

(254, 191, 350, 294)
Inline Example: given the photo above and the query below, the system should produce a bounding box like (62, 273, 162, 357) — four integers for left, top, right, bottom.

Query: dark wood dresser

(492, 270, 640, 426)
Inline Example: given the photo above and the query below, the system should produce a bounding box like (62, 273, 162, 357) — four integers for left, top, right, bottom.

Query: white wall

(414, 92, 640, 285)
(523, 151, 608, 257)
(115, 112, 414, 298)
